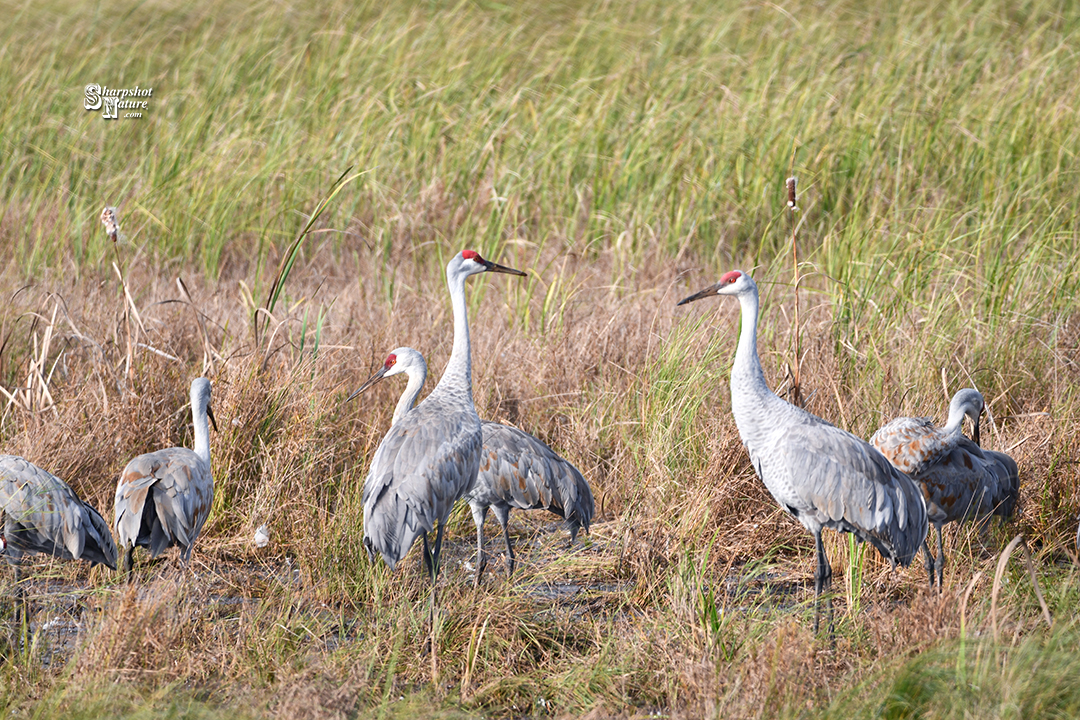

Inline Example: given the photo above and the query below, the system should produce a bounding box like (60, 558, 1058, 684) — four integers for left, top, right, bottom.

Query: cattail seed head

(100, 206, 119, 241)
(786, 177, 797, 211)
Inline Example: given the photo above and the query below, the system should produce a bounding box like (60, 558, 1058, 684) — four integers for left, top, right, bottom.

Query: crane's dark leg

(934, 524, 945, 590)
(471, 504, 488, 587)
(922, 540, 935, 590)
(493, 506, 514, 577)
(430, 521, 446, 584)
(12, 562, 26, 625)
(421, 532, 434, 580)
(812, 529, 833, 636)
(123, 544, 135, 584)
(566, 518, 581, 550)
(180, 545, 194, 579)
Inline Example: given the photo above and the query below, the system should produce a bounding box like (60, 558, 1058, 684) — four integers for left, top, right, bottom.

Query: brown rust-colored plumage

(115, 449, 213, 561)
(871, 389, 984, 476)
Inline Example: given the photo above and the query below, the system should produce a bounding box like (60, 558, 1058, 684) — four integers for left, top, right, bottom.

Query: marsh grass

(1, 0, 1080, 716)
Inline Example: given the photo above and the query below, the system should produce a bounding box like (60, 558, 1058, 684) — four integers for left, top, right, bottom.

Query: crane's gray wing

(78, 500, 118, 569)
(911, 438, 1018, 525)
(363, 405, 482, 569)
(773, 421, 928, 567)
(478, 422, 594, 530)
(0, 454, 117, 568)
(116, 449, 213, 557)
(910, 440, 992, 525)
(871, 416, 954, 476)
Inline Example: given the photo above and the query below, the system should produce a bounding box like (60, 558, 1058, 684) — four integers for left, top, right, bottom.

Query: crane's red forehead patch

(385, 353, 397, 367)
(462, 249, 480, 260)
(720, 270, 742, 284)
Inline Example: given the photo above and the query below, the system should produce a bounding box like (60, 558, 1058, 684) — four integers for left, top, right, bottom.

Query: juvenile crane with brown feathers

(873, 389, 1019, 589)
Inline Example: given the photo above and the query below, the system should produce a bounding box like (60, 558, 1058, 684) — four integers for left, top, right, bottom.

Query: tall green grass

(4, 0, 1077, 285)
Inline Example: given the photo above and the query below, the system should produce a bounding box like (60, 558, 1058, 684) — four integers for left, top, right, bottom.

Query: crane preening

(872, 389, 1019, 589)
(0, 456, 117, 616)
(114, 377, 217, 578)
(678, 270, 928, 632)
(357, 250, 526, 584)
(351, 346, 594, 585)
(872, 389, 984, 475)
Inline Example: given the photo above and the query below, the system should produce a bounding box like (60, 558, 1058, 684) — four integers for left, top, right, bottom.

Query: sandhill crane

(678, 270, 928, 632)
(873, 389, 1019, 589)
(358, 251, 525, 582)
(871, 389, 984, 475)
(1, 455, 117, 614)
(114, 377, 216, 577)
(351, 346, 594, 584)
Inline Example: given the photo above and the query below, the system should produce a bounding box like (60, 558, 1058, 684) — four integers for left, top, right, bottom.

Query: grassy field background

(2, 0, 1080, 716)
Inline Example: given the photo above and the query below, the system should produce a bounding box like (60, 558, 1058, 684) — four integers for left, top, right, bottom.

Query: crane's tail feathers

(114, 484, 151, 549)
(874, 467, 931, 568)
(81, 502, 119, 569)
(842, 491, 927, 569)
(571, 469, 595, 533)
(984, 449, 1020, 520)
(363, 498, 432, 572)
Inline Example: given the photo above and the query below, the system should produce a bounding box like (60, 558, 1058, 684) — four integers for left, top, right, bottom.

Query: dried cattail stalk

(787, 174, 803, 407)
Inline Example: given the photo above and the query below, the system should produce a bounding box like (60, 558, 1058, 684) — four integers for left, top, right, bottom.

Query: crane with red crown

(358, 250, 526, 586)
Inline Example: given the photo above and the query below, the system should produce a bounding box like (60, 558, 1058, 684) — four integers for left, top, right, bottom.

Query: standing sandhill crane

(114, 377, 216, 576)
(1, 455, 117, 614)
(358, 251, 525, 582)
(678, 271, 928, 632)
(872, 389, 1019, 589)
(350, 346, 594, 584)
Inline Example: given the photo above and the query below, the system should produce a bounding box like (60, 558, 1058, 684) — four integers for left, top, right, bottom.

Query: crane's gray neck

(393, 365, 427, 425)
(730, 287, 770, 399)
(192, 397, 211, 465)
(942, 406, 966, 436)
(727, 283, 787, 454)
(435, 269, 473, 402)
(943, 391, 981, 436)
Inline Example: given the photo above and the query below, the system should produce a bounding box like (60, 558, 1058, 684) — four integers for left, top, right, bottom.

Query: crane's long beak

(347, 366, 389, 403)
(481, 258, 527, 277)
(677, 282, 722, 306)
(207, 404, 219, 433)
(972, 418, 980, 447)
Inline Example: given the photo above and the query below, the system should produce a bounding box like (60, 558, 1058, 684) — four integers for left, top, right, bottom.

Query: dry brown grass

(0, 231, 1075, 718)
(3, 0, 1080, 713)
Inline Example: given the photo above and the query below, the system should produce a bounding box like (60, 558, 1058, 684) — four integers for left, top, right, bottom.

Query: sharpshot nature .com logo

(84, 83, 153, 120)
